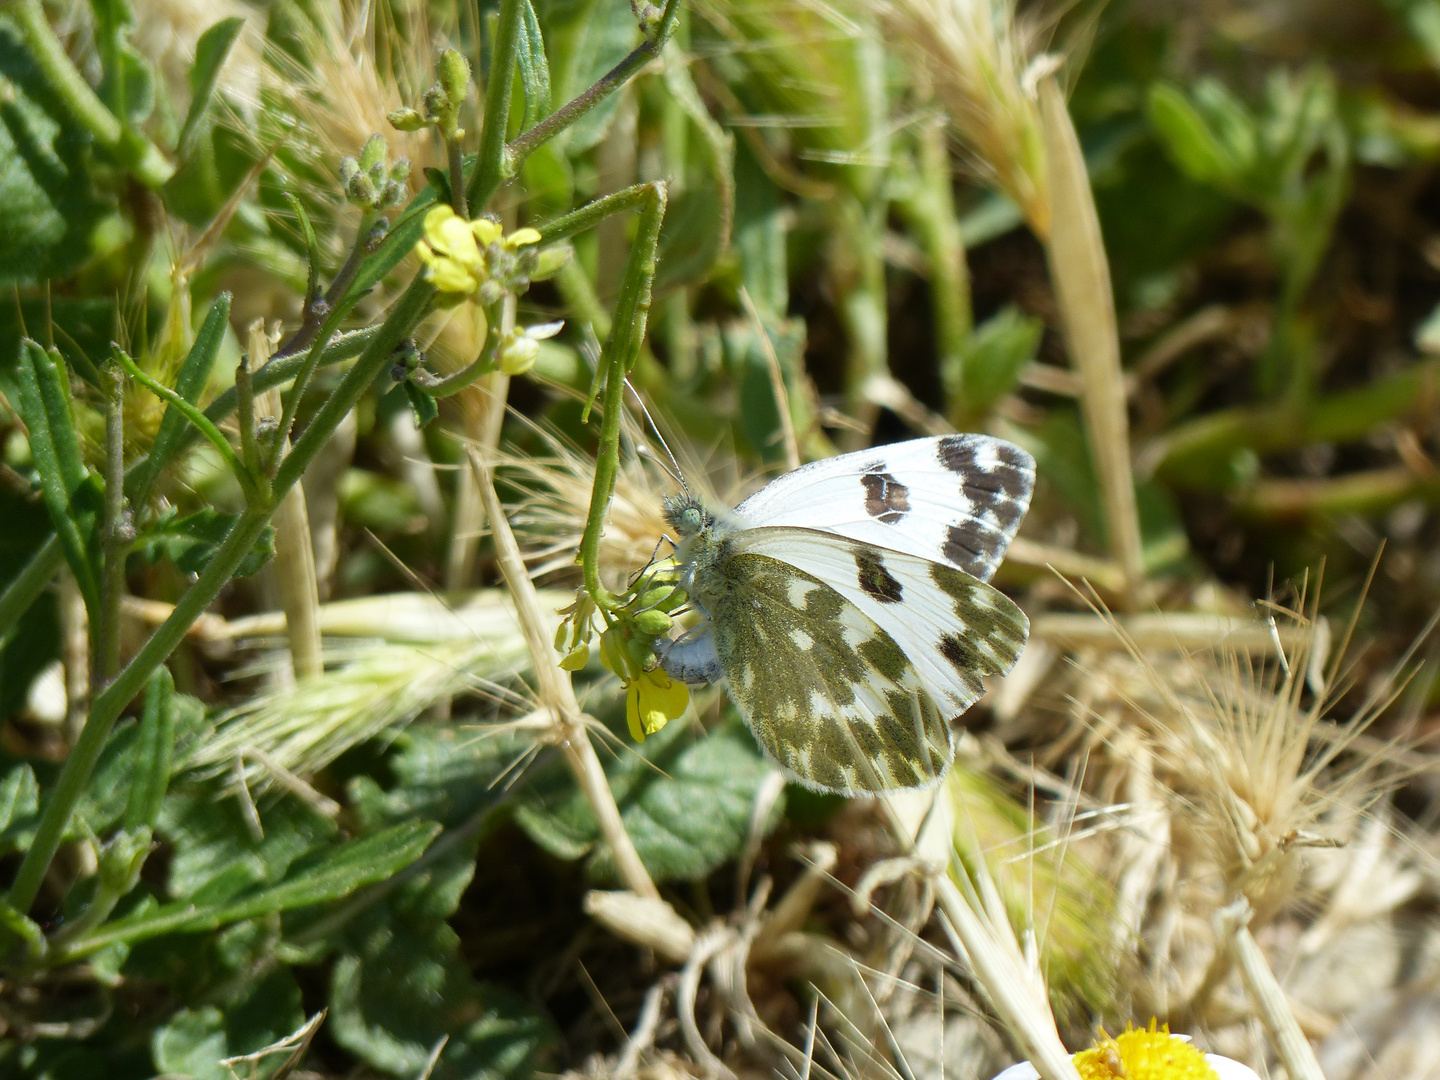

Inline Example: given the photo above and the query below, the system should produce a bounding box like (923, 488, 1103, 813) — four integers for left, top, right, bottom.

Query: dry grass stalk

(1218, 898, 1326, 1080)
(469, 447, 660, 900)
(195, 634, 532, 789)
(741, 286, 802, 472)
(883, 790, 1082, 1080)
(876, 0, 1047, 235)
(252, 320, 323, 681)
(1036, 72, 1145, 604)
(446, 298, 516, 588)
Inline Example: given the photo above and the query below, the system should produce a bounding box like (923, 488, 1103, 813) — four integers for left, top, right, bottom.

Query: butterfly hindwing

(692, 550, 953, 794)
(734, 527, 1029, 717)
(732, 434, 1035, 582)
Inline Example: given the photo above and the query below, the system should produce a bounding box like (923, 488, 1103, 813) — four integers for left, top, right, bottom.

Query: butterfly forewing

(734, 527, 1029, 717)
(732, 434, 1035, 582)
(697, 552, 954, 794)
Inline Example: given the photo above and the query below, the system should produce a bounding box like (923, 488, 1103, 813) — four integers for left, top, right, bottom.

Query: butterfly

(658, 434, 1034, 795)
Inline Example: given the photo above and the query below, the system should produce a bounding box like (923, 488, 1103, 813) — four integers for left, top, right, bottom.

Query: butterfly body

(659, 435, 1033, 795)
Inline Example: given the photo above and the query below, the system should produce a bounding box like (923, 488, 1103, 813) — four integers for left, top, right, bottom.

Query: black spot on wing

(943, 520, 1000, 578)
(937, 634, 987, 693)
(854, 547, 904, 604)
(936, 436, 1035, 504)
(860, 465, 910, 524)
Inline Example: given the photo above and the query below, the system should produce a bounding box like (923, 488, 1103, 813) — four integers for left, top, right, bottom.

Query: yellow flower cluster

(414, 204, 540, 298)
(625, 668, 689, 743)
(1073, 1028, 1218, 1080)
(992, 1024, 1257, 1080)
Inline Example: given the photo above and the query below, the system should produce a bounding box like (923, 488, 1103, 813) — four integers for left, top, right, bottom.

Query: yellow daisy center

(1073, 1028, 1218, 1080)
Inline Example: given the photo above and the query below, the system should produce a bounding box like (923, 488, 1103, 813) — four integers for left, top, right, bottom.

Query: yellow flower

(472, 217, 503, 246)
(498, 320, 564, 376)
(504, 227, 542, 250)
(415, 205, 485, 295)
(992, 1026, 1258, 1080)
(625, 669, 689, 742)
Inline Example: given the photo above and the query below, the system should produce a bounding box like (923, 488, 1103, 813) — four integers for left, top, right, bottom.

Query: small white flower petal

(1205, 1054, 1263, 1080)
(524, 319, 565, 340)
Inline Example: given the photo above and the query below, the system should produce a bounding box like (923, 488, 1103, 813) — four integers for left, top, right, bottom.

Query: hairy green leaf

(516, 712, 783, 883)
(133, 506, 276, 579)
(175, 16, 244, 163)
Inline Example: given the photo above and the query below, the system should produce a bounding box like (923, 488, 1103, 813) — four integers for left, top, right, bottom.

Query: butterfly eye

(680, 507, 702, 534)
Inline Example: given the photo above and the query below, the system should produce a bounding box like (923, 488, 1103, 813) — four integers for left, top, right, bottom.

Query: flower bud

(634, 609, 673, 635)
(387, 107, 429, 132)
(338, 157, 359, 182)
(438, 50, 471, 106)
(637, 584, 676, 609)
(499, 333, 540, 376)
(624, 634, 655, 671)
(359, 133, 387, 171)
(530, 244, 573, 281)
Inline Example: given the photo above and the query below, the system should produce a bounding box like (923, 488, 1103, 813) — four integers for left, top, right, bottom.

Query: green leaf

(125, 292, 232, 502)
(328, 787, 554, 1080)
(0, 16, 114, 285)
(517, 0, 553, 129)
(535, 0, 640, 154)
(283, 191, 321, 303)
(59, 820, 440, 961)
(124, 667, 177, 831)
(516, 712, 784, 883)
(16, 341, 101, 610)
(402, 379, 440, 428)
(953, 306, 1044, 416)
(175, 16, 244, 163)
(152, 1007, 229, 1080)
(1146, 82, 1239, 190)
(159, 783, 338, 903)
(151, 969, 305, 1080)
(91, 0, 155, 126)
(0, 763, 40, 848)
(133, 506, 276, 579)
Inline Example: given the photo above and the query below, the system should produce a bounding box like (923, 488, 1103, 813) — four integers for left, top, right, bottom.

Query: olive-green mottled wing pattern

(734, 527, 1029, 717)
(696, 551, 953, 794)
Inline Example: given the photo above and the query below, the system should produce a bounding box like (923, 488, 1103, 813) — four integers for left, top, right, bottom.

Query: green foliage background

(2, 0, 1440, 1076)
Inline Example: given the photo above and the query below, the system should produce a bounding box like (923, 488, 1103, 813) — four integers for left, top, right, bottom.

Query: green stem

(6, 507, 272, 917)
(578, 183, 666, 610)
(273, 223, 378, 362)
(448, 137, 468, 219)
(234, 353, 261, 480)
(275, 280, 435, 494)
(8, 0, 173, 189)
(97, 365, 126, 685)
(467, 0, 525, 212)
(502, 0, 682, 182)
(111, 348, 258, 503)
(0, 538, 64, 641)
(4, 280, 436, 922)
(1152, 358, 1440, 489)
(538, 183, 653, 245)
(896, 119, 972, 420)
(0, 329, 377, 644)
(412, 300, 504, 397)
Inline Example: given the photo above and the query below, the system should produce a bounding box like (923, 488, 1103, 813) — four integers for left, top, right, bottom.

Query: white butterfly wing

(733, 526, 1030, 718)
(733, 435, 1034, 583)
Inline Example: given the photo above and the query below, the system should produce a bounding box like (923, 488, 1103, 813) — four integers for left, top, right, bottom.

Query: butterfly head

(663, 493, 713, 538)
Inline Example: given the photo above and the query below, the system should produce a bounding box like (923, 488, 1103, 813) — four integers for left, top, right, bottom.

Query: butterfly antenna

(624, 377, 690, 497)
